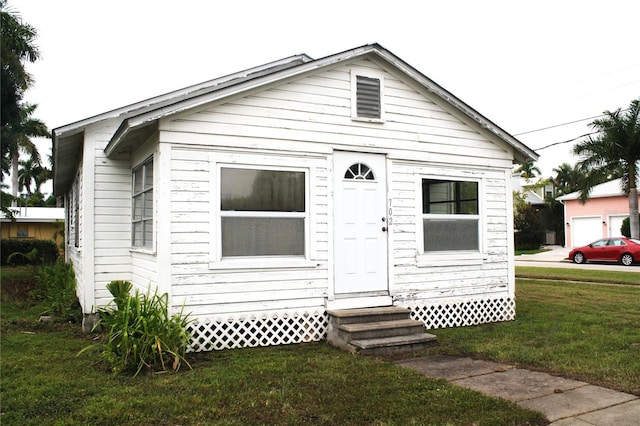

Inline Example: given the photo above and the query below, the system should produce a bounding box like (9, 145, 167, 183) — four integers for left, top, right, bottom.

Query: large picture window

(132, 157, 153, 249)
(422, 179, 479, 252)
(220, 167, 306, 257)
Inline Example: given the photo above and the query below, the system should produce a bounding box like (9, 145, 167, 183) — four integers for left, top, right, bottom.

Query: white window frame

(416, 175, 486, 267)
(209, 153, 317, 270)
(131, 156, 154, 251)
(350, 68, 385, 123)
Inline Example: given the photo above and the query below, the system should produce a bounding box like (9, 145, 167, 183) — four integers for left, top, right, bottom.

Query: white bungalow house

(53, 44, 537, 351)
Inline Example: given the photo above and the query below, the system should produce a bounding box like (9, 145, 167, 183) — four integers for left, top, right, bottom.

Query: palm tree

(552, 163, 585, 196)
(514, 162, 541, 183)
(1, 1, 48, 211)
(17, 157, 41, 194)
(6, 103, 49, 200)
(573, 98, 640, 238)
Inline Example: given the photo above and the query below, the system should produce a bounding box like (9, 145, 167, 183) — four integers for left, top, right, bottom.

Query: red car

(569, 237, 640, 266)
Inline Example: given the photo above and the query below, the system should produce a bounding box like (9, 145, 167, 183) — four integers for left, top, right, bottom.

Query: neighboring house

(512, 175, 559, 244)
(53, 44, 537, 351)
(1, 206, 65, 244)
(557, 178, 639, 248)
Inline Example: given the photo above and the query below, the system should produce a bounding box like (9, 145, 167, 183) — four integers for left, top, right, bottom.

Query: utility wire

(535, 131, 601, 150)
(513, 114, 605, 136)
(517, 106, 633, 150)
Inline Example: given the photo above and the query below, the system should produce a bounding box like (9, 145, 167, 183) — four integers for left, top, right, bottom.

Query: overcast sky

(10, 0, 640, 195)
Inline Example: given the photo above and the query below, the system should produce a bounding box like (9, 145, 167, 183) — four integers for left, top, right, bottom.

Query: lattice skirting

(187, 309, 329, 352)
(405, 297, 516, 329)
(186, 297, 515, 351)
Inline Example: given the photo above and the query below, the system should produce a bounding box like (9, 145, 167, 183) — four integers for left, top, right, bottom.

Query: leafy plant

(36, 258, 80, 320)
(5, 247, 40, 265)
(1, 238, 58, 265)
(105, 280, 132, 310)
(82, 281, 192, 376)
(621, 214, 640, 238)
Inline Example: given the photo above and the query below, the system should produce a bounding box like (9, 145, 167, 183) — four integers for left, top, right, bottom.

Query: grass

(1, 266, 545, 426)
(3, 266, 639, 425)
(515, 248, 551, 256)
(419, 278, 640, 395)
(516, 265, 640, 286)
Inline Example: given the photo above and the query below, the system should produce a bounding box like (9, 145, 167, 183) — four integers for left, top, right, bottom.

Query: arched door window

(344, 163, 375, 180)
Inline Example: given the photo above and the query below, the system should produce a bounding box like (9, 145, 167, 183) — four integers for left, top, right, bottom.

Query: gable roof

(557, 178, 625, 201)
(53, 43, 538, 195)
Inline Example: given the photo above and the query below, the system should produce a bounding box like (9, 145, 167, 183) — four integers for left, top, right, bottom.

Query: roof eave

(369, 47, 538, 163)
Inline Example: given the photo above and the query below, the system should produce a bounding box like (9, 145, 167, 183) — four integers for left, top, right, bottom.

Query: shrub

(82, 281, 192, 376)
(36, 259, 80, 321)
(1, 239, 59, 265)
(620, 215, 640, 238)
(514, 204, 546, 250)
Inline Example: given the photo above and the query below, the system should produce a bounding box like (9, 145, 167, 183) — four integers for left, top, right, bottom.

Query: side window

(132, 157, 154, 249)
(351, 69, 384, 121)
(73, 179, 79, 247)
(219, 167, 306, 257)
(422, 179, 479, 252)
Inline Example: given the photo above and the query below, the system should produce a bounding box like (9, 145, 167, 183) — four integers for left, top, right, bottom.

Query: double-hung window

(219, 166, 306, 258)
(422, 179, 479, 252)
(132, 157, 153, 249)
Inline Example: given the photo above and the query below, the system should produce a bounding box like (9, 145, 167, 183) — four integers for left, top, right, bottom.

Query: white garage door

(609, 215, 627, 238)
(572, 217, 602, 248)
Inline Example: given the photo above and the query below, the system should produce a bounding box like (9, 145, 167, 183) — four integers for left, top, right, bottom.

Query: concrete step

(351, 333, 438, 356)
(338, 319, 425, 340)
(327, 306, 411, 325)
(326, 306, 437, 356)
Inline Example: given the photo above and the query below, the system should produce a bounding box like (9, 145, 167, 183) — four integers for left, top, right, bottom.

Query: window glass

(344, 163, 375, 180)
(422, 178, 479, 252)
(221, 217, 305, 256)
(133, 168, 143, 194)
(423, 180, 478, 214)
(132, 158, 153, 249)
(220, 167, 306, 258)
(221, 168, 304, 212)
(423, 218, 479, 251)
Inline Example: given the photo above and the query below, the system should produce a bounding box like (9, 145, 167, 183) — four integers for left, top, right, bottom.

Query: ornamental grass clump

(82, 280, 192, 376)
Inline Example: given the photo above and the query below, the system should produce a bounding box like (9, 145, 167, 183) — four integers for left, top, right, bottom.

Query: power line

(514, 107, 632, 136)
(514, 114, 604, 136)
(534, 131, 600, 150)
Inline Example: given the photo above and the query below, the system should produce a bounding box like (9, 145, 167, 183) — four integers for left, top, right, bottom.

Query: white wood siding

(389, 161, 511, 302)
(168, 146, 329, 317)
(157, 58, 514, 320)
(78, 121, 153, 311)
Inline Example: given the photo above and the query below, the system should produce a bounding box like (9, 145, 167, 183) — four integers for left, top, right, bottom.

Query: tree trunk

(11, 153, 18, 207)
(630, 188, 640, 239)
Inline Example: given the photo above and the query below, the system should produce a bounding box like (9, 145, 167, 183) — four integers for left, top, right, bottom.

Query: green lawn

(516, 265, 640, 286)
(420, 277, 640, 395)
(2, 266, 638, 425)
(1, 305, 544, 426)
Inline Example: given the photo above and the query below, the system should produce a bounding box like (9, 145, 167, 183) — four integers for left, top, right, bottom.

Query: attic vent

(356, 76, 381, 119)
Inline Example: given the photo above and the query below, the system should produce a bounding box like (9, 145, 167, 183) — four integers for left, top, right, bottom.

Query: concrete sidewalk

(516, 245, 571, 263)
(395, 355, 639, 425)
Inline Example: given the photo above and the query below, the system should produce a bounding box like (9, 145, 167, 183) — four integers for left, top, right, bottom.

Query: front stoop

(326, 306, 437, 356)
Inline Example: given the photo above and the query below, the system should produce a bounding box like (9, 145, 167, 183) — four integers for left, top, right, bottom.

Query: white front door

(333, 152, 388, 295)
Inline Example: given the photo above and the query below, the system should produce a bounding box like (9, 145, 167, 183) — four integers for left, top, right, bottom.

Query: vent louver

(356, 76, 381, 118)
